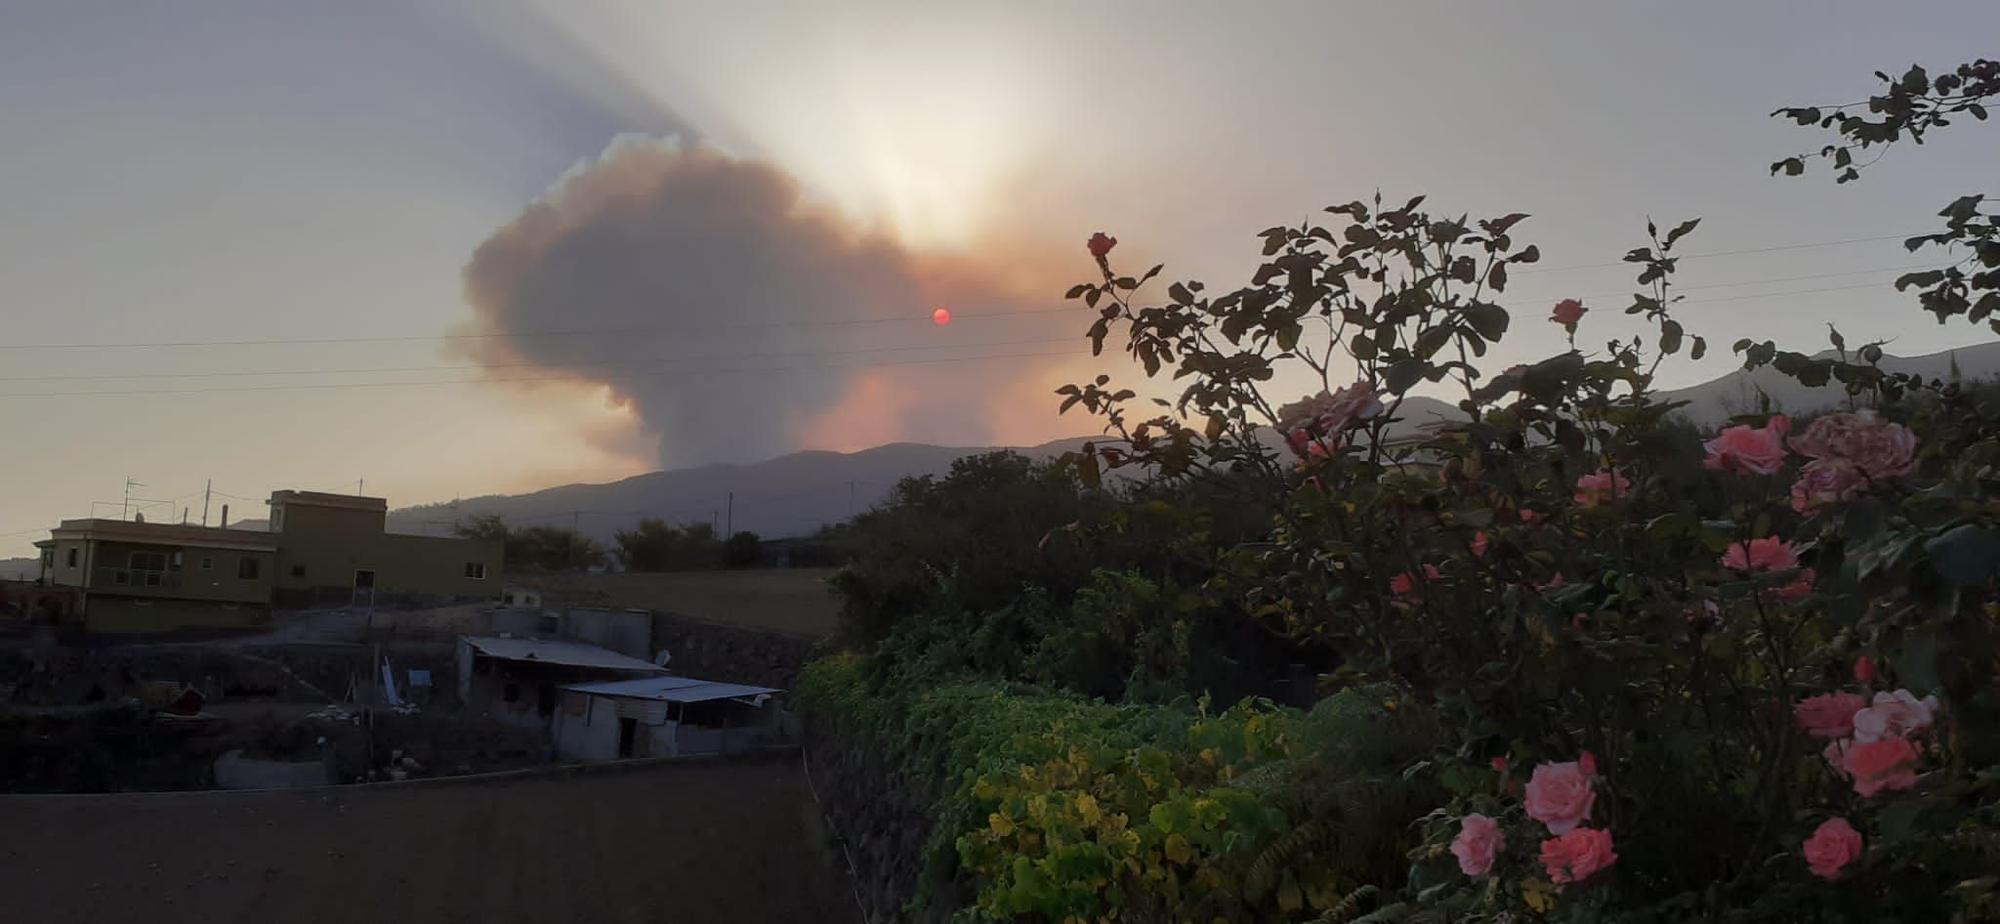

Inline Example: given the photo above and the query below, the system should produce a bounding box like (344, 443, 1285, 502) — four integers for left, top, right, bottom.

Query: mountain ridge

(388, 342, 1997, 543)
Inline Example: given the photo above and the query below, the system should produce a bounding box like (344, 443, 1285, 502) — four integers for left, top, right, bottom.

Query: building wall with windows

(268, 491, 501, 608)
(38, 519, 277, 632)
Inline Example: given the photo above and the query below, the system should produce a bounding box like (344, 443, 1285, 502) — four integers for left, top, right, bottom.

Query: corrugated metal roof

(461, 636, 667, 673)
(562, 675, 781, 704)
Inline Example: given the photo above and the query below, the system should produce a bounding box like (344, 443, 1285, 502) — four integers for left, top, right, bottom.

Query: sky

(2, 1, 1997, 553)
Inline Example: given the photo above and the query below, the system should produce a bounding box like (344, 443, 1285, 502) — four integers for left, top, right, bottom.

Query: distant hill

(0, 557, 39, 581)
(389, 396, 1461, 543)
(1654, 340, 2000, 427)
(387, 343, 1995, 543)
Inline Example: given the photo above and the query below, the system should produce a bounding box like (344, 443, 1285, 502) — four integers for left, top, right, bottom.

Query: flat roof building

(33, 489, 502, 633)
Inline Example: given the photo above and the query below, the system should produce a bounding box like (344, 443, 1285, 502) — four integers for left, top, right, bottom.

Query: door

(353, 569, 376, 606)
(618, 717, 638, 758)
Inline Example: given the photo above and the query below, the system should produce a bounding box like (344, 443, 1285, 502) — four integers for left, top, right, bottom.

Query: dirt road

(0, 758, 859, 924)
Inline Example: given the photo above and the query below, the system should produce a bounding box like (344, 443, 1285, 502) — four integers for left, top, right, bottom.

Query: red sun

(932, 306, 951, 325)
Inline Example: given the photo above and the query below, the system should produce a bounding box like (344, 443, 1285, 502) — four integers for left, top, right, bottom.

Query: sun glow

(501, 3, 1054, 250)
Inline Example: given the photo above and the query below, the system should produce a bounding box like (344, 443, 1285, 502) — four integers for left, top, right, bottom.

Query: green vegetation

(803, 56, 2000, 922)
(455, 514, 606, 572)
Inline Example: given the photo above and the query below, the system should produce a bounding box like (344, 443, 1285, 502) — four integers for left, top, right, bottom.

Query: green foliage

(614, 517, 724, 571)
(798, 657, 1442, 923)
(454, 514, 605, 572)
(810, 53, 2000, 923)
(722, 530, 763, 568)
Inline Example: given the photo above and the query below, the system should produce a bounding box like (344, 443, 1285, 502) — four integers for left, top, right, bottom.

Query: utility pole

(201, 479, 211, 527)
(569, 510, 580, 570)
(725, 491, 733, 536)
(181, 507, 189, 525)
(357, 477, 364, 497)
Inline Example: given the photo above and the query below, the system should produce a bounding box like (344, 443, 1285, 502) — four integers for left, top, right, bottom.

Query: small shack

(552, 675, 783, 761)
(456, 635, 667, 730)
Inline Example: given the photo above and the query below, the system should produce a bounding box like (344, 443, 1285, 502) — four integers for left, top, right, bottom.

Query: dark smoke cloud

(460, 137, 1069, 467)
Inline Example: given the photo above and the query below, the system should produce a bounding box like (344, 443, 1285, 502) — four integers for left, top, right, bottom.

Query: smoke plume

(460, 137, 1077, 467)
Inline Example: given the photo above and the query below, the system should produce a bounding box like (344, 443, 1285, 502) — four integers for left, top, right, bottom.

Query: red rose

(1087, 232, 1117, 259)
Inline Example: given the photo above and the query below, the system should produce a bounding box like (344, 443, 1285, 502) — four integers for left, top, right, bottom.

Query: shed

(456, 635, 667, 730)
(552, 675, 783, 761)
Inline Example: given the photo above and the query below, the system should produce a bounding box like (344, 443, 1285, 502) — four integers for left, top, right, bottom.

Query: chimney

(220, 504, 229, 529)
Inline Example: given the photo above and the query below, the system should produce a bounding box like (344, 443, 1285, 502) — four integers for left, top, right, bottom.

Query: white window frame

(464, 562, 487, 580)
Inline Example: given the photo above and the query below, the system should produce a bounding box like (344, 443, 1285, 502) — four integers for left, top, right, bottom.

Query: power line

(0, 307, 1075, 353)
(1517, 231, 1921, 275)
(0, 336, 1080, 384)
(0, 345, 1090, 399)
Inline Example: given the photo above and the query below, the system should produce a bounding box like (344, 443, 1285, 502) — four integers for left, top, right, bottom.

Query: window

(290, 565, 306, 578)
(238, 557, 261, 580)
(200, 556, 213, 571)
(128, 552, 169, 586)
(66, 548, 78, 568)
(464, 562, 487, 580)
(169, 551, 183, 571)
(271, 508, 285, 532)
(502, 682, 520, 703)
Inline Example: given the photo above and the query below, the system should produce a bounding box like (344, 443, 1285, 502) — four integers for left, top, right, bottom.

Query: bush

(797, 657, 1442, 923)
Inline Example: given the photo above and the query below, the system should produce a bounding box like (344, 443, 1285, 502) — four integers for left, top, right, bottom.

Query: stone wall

(803, 712, 966, 924)
(650, 611, 819, 691)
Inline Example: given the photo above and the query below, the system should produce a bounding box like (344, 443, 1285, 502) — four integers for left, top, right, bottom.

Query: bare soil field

(0, 758, 858, 924)
(521, 569, 842, 638)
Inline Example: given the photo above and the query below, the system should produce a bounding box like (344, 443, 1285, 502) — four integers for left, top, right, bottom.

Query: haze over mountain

(380, 339, 1990, 544)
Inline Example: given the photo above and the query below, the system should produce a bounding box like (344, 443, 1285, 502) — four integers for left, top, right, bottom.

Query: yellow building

(266, 490, 502, 609)
(35, 489, 503, 632)
(37, 519, 278, 633)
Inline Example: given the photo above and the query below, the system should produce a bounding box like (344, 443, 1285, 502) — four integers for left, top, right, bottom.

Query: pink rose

(1851, 690, 1940, 743)
(1538, 572, 1566, 591)
(1572, 469, 1631, 507)
(1450, 814, 1505, 877)
(1390, 564, 1443, 598)
(1086, 232, 1117, 259)
(1790, 459, 1865, 513)
(1704, 417, 1791, 475)
(1775, 567, 1816, 602)
(1491, 756, 1510, 774)
(1842, 736, 1920, 797)
(1276, 383, 1384, 448)
(1524, 759, 1597, 834)
(1518, 508, 1540, 523)
(1720, 536, 1799, 574)
(1803, 817, 1863, 880)
(1853, 655, 1877, 685)
(1471, 531, 1490, 559)
(1539, 828, 1617, 884)
(1550, 298, 1588, 328)
(1789, 411, 1917, 481)
(1794, 692, 1867, 740)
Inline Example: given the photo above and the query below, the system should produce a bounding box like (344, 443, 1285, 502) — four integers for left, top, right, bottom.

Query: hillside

(388, 343, 1994, 543)
(387, 395, 1462, 543)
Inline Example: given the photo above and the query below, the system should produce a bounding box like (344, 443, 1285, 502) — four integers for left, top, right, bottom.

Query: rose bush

(802, 55, 2000, 924)
(1047, 56, 2000, 922)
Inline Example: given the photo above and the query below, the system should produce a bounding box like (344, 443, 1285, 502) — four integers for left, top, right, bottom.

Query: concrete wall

(562, 609, 652, 660)
(83, 596, 268, 633)
(213, 749, 332, 789)
(553, 695, 626, 761)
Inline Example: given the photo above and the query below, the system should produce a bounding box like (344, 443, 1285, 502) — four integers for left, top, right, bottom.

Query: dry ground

(0, 758, 858, 924)
(520, 569, 842, 638)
